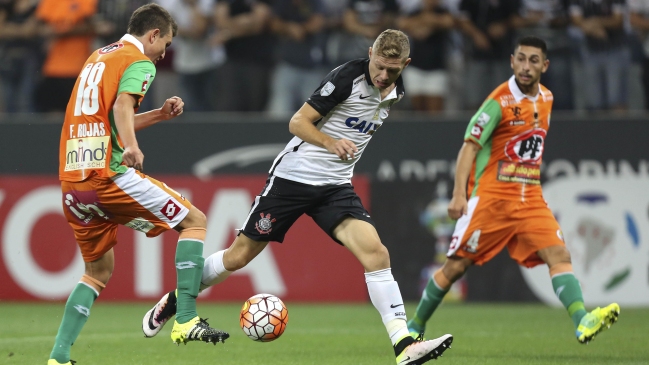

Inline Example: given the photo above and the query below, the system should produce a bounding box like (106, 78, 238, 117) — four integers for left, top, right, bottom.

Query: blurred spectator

(568, 0, 629, 111)
(396, 0, 454, 112)
(340, 0, 397, 61)
(629, 0, 649, 109)
(512, 0, 573, 110)
(456, 0, 520, 109)
(267, 0, 327, 115)
(95, 0, 148, 45)
(157, 0, 224, 112)
(320, 0, 349, 68)
(212, 0, 273, 112)
(35, 0, 104, 112)
(0, 0, 41, 113)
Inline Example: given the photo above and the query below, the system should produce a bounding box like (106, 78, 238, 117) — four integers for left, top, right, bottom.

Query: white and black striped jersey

(269, 58, 405, 185)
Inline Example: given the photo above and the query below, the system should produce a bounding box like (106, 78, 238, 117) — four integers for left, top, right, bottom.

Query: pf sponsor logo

(504, 128, 546, 163)
(256, 213, 276, 234)
(161, 199, 181, 220)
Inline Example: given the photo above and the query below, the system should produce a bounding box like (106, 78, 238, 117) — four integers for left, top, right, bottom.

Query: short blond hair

(372, 29, 410, 59)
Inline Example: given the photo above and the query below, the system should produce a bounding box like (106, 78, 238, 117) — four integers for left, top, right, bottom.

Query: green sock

(408, 277, 449, 333)
(175, 239, 205, 324)
(551, 272, 588, 328)
(49, 283, 98, 363)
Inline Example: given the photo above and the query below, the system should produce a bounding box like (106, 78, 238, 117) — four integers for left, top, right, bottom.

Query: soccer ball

(239, 293, 289, 342)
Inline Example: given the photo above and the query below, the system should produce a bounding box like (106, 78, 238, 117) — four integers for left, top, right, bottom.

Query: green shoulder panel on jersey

(470, 138, 493, 198)
(117, 60, 156, 107)
(108, 109, 128, 175)
(463, 98, 501, 147)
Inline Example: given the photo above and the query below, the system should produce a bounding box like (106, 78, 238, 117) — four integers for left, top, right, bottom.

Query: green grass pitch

(2, 302, 647, 365)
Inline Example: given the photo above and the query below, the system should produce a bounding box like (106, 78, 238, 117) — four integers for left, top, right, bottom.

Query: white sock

(200, 250, 232, 291)
(365, 268, 410, 346)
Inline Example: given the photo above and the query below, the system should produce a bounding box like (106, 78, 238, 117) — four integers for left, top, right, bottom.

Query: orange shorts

(61, 168, 192, 262)
(447, 196, 564, 268)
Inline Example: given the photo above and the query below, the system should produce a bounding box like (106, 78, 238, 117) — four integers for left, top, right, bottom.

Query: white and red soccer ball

(239, 294, 289, 342)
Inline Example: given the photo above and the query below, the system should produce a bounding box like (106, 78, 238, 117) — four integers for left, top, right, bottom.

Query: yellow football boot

(170, 316, 229, 345)
(576, 303, 620, 344)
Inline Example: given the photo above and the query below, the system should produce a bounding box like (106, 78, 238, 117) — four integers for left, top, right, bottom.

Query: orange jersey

(59, 35, 156, 182)
(464, 76, 553, 202)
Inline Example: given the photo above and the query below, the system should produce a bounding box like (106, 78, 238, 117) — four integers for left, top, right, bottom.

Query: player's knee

(190, 209, 207, 228)
(224, 249, 255, 271)
(361, 241, 390, 271)
(181, 208, 207, 229)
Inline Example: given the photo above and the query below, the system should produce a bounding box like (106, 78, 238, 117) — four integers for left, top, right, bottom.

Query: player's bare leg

(49, 250, 113, 365)
(335, 218, 453, 364)
(538, 245, 620, 343)
(408, 256, 472, 337)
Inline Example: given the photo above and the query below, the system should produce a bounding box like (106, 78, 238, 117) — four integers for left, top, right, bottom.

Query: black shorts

(239, 176, 374, 244)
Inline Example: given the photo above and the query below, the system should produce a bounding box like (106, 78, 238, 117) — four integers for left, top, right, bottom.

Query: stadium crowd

(2, 0, 649, 114)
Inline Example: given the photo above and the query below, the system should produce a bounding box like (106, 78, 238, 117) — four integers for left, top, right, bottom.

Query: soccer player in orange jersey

(407, 36, 620, 344)
(49, 5, 228, 365)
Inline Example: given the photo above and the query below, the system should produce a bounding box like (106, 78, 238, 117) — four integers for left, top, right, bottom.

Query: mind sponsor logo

(65, 136, 110, 171)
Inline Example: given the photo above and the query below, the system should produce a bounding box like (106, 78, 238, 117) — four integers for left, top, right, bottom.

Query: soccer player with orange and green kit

(408, 36, 620, 344)
(49, 4, 228, 365)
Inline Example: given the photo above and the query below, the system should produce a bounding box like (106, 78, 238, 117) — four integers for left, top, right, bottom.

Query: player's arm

(113, 93, 144, 171)
(448, 141, 480, 219)
(289, 103, 358, 161)
(448, 98, 501, 219)
(134, 96, 184, 131)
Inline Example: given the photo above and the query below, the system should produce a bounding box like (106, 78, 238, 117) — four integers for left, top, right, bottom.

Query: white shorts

(402, 66, 448, 96)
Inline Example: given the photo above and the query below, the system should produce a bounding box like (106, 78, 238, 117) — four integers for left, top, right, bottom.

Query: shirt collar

(120, 34, 145, 54)
(508, 75, 542, 103)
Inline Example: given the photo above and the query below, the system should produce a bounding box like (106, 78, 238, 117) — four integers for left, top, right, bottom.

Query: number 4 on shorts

(466, 230, 480, 253)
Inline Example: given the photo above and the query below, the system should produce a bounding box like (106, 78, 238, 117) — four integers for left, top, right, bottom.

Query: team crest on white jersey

(320, 82, 335, 96)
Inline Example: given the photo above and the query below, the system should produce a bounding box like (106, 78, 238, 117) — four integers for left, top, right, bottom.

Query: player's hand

(160, 96, 184, 120)
(325, 138, 358, 161)
(123, 146, 144, 172)
(448, 195, 468, 220)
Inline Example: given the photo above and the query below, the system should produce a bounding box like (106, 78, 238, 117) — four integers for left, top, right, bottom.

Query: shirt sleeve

(464, 98, 502, 147)
(306, 62, 356, 116)
(118, 60, 156, 106)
